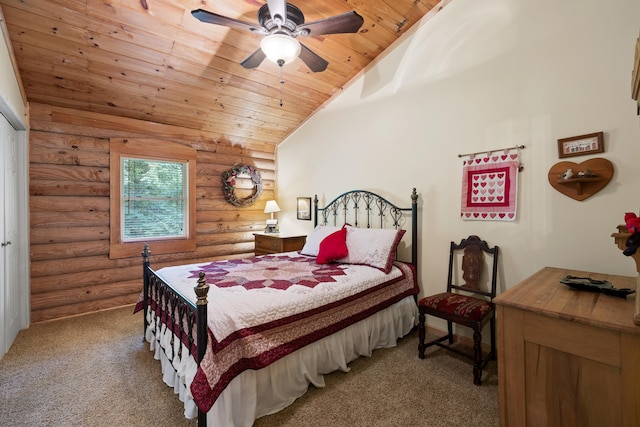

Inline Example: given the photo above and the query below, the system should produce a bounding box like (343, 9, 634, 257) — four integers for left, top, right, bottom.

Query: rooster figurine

(623, 212, 640, 256)
(624, 212, 640, 233)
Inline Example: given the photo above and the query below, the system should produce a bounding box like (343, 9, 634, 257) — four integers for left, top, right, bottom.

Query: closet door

(0, 114, 4, 354)
(1, 113, 20, 355)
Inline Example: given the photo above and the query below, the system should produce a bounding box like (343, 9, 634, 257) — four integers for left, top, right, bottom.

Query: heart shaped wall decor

(547, 158, 614, 201)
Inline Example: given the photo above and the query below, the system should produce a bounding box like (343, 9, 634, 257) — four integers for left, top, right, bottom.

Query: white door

(0, 114, 5, 354)
(1, 112, 20, 355)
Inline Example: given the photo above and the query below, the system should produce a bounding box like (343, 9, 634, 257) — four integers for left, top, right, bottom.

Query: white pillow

(338, 226, 406, 273)
(300, 225, 342, 256)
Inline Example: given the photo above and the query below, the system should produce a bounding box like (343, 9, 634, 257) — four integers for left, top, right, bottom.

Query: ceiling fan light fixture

(260, 34, 301, 65)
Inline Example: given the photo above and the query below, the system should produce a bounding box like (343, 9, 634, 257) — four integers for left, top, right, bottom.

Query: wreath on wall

(221, 164, 263, 207)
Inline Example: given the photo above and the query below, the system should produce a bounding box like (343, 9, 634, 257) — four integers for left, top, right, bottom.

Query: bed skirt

(144, 295, 418, 427)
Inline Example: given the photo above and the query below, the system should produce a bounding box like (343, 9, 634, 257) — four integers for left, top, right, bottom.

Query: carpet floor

(0, 305, 499, 426)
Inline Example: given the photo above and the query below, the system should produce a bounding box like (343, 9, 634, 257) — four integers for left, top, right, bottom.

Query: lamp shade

(264, 200, 281, 214)
(260, 34, 301, 65)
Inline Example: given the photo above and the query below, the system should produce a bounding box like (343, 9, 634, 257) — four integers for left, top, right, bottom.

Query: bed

(137, 189, 419, 427)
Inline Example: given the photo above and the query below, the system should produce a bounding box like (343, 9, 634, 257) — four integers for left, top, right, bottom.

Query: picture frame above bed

(297, 197, 312, 220)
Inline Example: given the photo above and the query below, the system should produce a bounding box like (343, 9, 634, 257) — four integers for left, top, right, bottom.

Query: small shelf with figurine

(557, 176, 601, 183)
(556, 174, 602, 195)
(547, 158, 613, 201)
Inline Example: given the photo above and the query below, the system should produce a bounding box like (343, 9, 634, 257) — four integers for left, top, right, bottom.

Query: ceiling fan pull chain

(278, 59, 285, 107)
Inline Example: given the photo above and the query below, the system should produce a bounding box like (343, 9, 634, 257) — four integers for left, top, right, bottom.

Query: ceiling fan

(192, 0, 364, 72)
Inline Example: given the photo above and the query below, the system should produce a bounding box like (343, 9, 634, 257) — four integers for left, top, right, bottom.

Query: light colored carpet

(0, 305, 499, 427)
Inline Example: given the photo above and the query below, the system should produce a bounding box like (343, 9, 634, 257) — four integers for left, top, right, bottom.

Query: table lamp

(264, 200, 281, 233)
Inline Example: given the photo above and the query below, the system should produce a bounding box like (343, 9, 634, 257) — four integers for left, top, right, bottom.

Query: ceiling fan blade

(191, 9, 265, 34)
(266, 0, 287, 27)
(240, 48, 267, 69)
(298, 43, 328, 72)
(296, 11, 364, 37)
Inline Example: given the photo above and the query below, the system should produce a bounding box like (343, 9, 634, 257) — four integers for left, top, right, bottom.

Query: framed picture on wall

(557, 132, 604, 158)
(297, 197, 312, 220)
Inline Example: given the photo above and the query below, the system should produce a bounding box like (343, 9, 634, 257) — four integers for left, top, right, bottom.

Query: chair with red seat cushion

(418, 235, 499, 385)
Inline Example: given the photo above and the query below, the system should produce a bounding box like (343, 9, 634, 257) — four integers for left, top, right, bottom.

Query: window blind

(121, 157, 188, 241)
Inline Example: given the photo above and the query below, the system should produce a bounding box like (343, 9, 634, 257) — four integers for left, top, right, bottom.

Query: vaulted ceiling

(0, 0, 445, 146)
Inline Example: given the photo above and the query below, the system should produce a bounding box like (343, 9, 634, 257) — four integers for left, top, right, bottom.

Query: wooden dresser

(495, 266, 640, 427)
(254, 233, 306, 256)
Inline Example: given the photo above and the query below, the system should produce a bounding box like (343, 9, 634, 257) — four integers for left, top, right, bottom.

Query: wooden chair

(418, 235, 499, 385)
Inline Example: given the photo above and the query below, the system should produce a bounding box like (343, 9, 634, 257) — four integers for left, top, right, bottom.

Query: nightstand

(254, 233, 307, 256)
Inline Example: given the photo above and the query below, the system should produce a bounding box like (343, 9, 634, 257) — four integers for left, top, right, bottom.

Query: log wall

(29, 103, 276, 322)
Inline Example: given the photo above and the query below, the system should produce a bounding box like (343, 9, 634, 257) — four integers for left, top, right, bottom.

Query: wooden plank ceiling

(0, 0, 444, 146)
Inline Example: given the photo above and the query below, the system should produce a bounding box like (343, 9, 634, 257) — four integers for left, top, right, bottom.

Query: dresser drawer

(254, 234, 306, 255)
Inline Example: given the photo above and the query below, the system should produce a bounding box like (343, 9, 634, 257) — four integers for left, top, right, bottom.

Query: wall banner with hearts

(461, 152, 519, 221)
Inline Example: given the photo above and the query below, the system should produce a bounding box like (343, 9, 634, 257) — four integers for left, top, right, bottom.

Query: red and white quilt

(461, 152, 520, 221)
(145, 252, 419, 413)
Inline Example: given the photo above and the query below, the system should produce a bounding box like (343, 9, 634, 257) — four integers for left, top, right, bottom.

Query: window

(122, 157, 188, 241)
(110, 138, 196, 259)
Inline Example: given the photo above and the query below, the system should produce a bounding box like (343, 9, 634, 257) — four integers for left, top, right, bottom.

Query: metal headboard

(313, 188, 418, 267)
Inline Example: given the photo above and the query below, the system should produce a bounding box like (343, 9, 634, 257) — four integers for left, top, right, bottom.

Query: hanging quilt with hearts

(461, 152, 519, 221)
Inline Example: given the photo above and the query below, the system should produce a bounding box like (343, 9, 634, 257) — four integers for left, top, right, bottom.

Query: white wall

(0, 16, 30, 358)
(276, 0, 640, 304)
(0, 11, 26, 129)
